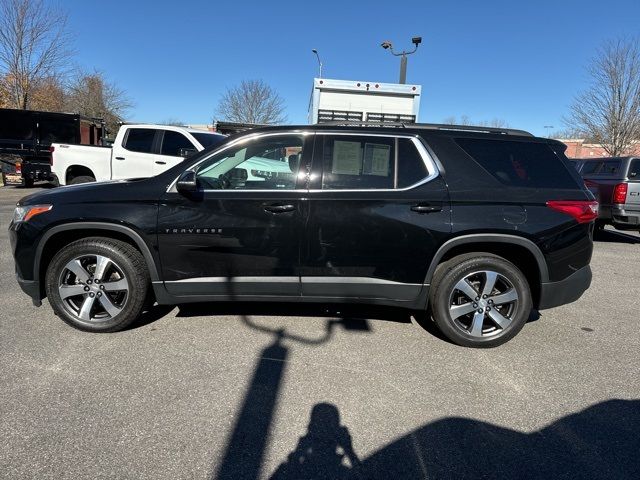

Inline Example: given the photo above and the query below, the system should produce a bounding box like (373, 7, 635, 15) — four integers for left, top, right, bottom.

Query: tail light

(613, 183, 628, 204)
(15, 162, 21, 174)
(546, 200, 599, 223)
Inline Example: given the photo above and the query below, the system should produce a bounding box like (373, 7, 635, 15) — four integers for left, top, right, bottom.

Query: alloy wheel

(57, 254, 129, 323)
(448, 270, 519, 338)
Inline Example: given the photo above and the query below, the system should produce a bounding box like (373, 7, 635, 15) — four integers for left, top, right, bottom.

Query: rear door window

(454, 138, 578, 188)
(397, 138, 429, 188)
(321, 135, 395, 190)
(124, 128, 156, 153)
(160, 130, 195, 156)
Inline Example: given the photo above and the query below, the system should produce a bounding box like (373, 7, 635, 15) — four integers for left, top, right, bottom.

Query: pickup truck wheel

(69, 175, 95, 185)
(45, 237, 149, 332)
(23, 179, 34, 188)
(429, 253, 532, 348)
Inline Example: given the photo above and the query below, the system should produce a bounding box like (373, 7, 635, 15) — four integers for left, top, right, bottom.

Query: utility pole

(381, 37, 422, 84)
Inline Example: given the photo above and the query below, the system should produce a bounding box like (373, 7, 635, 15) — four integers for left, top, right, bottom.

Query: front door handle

(115, 156, 125, 160)
(264, 204, 295, 213)
(155, 161, 166, 165)
(411, 204, 442, 214)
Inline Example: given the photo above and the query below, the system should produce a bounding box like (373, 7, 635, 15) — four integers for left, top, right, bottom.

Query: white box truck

(308, 78, 421, 124)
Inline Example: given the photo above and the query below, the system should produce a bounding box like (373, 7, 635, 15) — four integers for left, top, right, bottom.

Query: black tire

(428, 253, 532, 348)
(45, 237, 149, 332)
(23, 178, 34, 188)
(69, 175, 95, 185)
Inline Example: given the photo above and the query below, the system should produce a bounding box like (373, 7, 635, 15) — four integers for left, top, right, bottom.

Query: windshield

(191, 132, 226, 149)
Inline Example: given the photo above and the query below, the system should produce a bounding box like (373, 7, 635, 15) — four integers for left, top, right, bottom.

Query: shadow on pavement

(594, 228, 640, 244)
(267, 399, 639, 480)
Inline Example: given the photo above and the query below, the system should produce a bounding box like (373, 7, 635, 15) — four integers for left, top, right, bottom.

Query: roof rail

(316, 121, 533, 137)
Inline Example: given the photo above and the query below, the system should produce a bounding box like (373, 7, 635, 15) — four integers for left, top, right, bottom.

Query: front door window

(195, 135, 305, 190)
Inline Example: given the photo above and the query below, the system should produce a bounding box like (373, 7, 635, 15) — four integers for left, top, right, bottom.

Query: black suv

(9, 123, 596, 347)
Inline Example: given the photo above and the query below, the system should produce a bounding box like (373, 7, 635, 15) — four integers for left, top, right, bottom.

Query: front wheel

(429, 253, 532, 348)
(69, 175, 95, 185)
(45, 237, 149, 332)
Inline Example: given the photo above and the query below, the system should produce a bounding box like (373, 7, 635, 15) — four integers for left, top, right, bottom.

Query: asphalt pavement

(1, 185, 638, 479)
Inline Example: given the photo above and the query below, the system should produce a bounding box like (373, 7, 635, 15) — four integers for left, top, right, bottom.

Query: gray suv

(573, 156, 640, 231)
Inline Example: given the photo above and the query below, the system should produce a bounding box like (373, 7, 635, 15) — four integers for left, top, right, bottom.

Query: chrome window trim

(167, 130, 440, 193)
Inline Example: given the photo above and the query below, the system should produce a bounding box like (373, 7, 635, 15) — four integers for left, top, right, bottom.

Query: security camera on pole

(381, 37, 422, 84)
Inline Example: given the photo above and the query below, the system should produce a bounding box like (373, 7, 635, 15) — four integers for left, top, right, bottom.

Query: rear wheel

(45, 237, 149, 332)
(429, 253, 532, 348)
(69, 175, 95, 185)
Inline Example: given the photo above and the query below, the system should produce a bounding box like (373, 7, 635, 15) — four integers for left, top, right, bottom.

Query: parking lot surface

(1, 186, 638, 479)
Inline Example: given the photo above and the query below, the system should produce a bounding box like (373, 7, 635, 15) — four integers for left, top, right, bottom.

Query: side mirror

(176, 170, 197, 193)
(179, 147, 197, 158)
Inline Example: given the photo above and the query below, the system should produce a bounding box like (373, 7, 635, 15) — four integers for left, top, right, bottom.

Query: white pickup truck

(51, 124, 226, 185)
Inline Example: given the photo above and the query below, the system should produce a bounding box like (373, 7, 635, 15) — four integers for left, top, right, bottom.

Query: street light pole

(311, 49, 323, 78)
(381, 37, 422, 84)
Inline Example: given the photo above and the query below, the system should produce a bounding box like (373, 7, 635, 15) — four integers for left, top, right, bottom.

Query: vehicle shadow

(266, 398, 639, 480)
(176, 302, 413, 326)
(594, 228, 640, 244)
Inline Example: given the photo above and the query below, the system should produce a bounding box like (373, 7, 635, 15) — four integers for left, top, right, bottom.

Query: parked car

(50, 124, 226, 185)
(572, 156, 640, 231)
(10, 123, 596, 347)
(0, 108, 104, 187)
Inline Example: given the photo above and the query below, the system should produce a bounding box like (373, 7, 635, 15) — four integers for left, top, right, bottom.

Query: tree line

(0, 0, 131, 133)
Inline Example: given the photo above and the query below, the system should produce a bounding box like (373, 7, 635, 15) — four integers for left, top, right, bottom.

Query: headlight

(13, 204, 53, 223)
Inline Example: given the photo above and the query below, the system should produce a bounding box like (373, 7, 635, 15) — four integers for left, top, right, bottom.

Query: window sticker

(363, 143, 391, 176)
(332, 141, 362, 175)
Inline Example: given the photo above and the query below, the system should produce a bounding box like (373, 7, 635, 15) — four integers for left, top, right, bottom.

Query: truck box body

(0, 108, 104, 185)
(308, 78, 421, 124)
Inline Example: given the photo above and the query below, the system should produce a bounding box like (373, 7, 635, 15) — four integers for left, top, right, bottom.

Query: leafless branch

(565, 37, 640, 156)
(214, 79, 287, 125)
(64, 69, 133, 133)
(0, 0, 72, 109)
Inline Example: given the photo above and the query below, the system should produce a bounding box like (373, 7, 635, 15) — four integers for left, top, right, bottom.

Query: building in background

(308, 78, 421, 124)
(559, 138, 640, 158)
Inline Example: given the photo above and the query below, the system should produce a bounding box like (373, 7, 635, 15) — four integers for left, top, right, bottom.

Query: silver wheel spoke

(66, 260, 90, 283)
(489, 289, 518, 306)
(482, 271, 498, 296)
(454, 278, 478, 300)
(59, 284, 86, 299)
(488, 309, 512, 329)
(99, 294, 122, 317)
(469, 311, 485, 336)
(450, 302, 477, 320)
(78, 295, 96, 321)
(93, 255, 112, 281)
(103, 278, 128, 292)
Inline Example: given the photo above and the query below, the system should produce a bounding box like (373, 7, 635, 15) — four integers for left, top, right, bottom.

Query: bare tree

(64, 70, 132, 133)
(0, 0, 71, 109)
(160, 118, 186, 126)
(442, 115, 509, 128)
(215, 79, 287, 124)
(566, 37, 640, 156)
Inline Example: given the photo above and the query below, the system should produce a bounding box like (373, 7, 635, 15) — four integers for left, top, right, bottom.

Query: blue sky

(65, 0, 640, 136)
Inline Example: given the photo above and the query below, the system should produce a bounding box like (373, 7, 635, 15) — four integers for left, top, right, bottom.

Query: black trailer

(0, 108, 105, 187)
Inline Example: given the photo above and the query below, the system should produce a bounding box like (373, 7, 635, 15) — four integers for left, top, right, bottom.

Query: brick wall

(559, 139, 640, 158)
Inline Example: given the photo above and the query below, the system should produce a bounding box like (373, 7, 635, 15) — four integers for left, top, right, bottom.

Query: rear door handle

(264, 204, 295, 213)
(411, 204, 442, 213)
(155, 161, 166, 165)
(115, 156, 125, 160)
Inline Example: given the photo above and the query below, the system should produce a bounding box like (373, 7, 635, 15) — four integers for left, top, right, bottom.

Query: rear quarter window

(454, 138, 578, 189)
